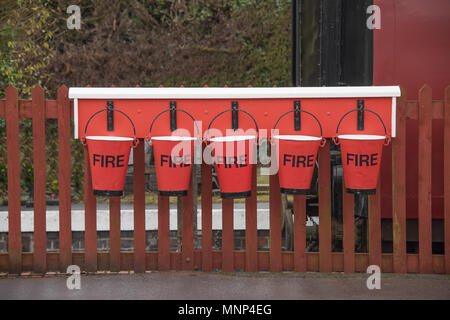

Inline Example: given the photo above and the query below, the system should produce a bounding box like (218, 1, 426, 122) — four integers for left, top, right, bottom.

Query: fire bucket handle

(205, 108, 259, 142)
(272, 109, 326, 147)
(82, 108, 139, 148)
(146, 108, 200, 145)
(334, 108, 390, 146)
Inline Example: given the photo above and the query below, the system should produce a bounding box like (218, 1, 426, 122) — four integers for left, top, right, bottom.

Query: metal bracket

(232, 101, 238, 131)
(107, 100, 114, 131)
(170, 101, 177, 131)
(357, 99, 364, 131)
(294, 100, 301, 131)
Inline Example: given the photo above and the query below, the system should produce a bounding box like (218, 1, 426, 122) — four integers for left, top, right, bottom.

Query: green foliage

(0, 0, 292, 202)
(0, 0, 55, 97)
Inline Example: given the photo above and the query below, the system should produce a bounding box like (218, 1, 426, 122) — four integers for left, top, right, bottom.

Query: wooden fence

(0, 84, 449, 274)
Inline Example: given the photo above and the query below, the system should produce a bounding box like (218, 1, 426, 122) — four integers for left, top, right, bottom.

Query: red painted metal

(374, 0, 450, 100)
(274, 137, 322, 193)
(84, 138, 135, 195)
(151, 138, 195, 196)
(374, 0, 450, 219)
(213, 137, 256, 198)
(337, 136, 388, 193)
(75, 97, 395, 139)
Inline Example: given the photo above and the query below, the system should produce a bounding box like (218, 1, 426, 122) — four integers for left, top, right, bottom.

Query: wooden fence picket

(293, 195, 306, 272)
(269, 173, 282, 272)
(343, 190, 355, 273)
(418, 85, 433, 274)
(84, 147, 97, 272)
(31, 85, 47, 273)
(157, 194, 170, 271)
(245, 166, 258, 272)
(444, 86, 450, 274)
(133, 140, 146, 273)
(109, 197, 121, 272)
(57, 85, 72, 272)
(392, 90, 407, 273)
(5, 86, 21, 274)
(201, 161, 213, 272)
(222, 198, 234, 272)
(369, 180, 382, 268)
(181, 175, 194, 270)
(318, 142, 332, 272)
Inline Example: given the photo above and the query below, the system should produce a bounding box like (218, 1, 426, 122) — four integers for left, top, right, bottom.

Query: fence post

(222, 198, 234, 272)
(32, 85, 47, 274)
(182, 173, 194, 270)
(201, 161, 213, 272)
(293, 195, 306, 272)
(133, 140, 146, 272)
(418, 84, 433, 274)
(84, 146, 97, 272)
(5, 85, 21, 274)
(343, 190, 355, 273)
(368, 179, 382, 269)
(158, 194, 170, 271)
(318, 142, 332, 272)
(444, 86, 450, 274)
(245, 166, 258, 272)
(57, 85, 72, 272)
(109, 196, 121, 272)
(392, 90, 407, 273)
(269, 173, 282, 272)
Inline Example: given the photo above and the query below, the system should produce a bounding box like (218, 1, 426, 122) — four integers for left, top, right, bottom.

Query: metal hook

(294, 100, 301, 131)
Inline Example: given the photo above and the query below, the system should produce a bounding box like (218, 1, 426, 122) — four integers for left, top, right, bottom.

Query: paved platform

(1, 272, 449, 300)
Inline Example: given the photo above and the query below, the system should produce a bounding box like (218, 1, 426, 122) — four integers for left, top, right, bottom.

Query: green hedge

(0, 0, 292, 202)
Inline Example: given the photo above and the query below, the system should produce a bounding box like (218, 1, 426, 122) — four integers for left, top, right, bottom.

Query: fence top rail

(68, 86, 401, 100)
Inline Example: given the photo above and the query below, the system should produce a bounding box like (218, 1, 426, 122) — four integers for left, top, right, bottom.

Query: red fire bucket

(146, 108, 199, 196)
(210, 135, 257, 198)
(334, 109, 391, 194)
(82, 109, 138, 197)
(206, 108, 259, 199)
(272, 110, 326, 194)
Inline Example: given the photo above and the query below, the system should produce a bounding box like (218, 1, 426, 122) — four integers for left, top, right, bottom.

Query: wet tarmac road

(1, 271, 449, 300)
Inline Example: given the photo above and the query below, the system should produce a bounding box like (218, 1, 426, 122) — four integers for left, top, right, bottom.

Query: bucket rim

(151, 136, 197, 141)
(337, 134, 386, 140)
(273, 134, 322, 141)
(209, 135, 256, 142)
(85, 136, 134, 141)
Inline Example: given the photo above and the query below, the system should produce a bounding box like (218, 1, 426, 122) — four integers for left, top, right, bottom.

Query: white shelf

(69, 86, 401, 99)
